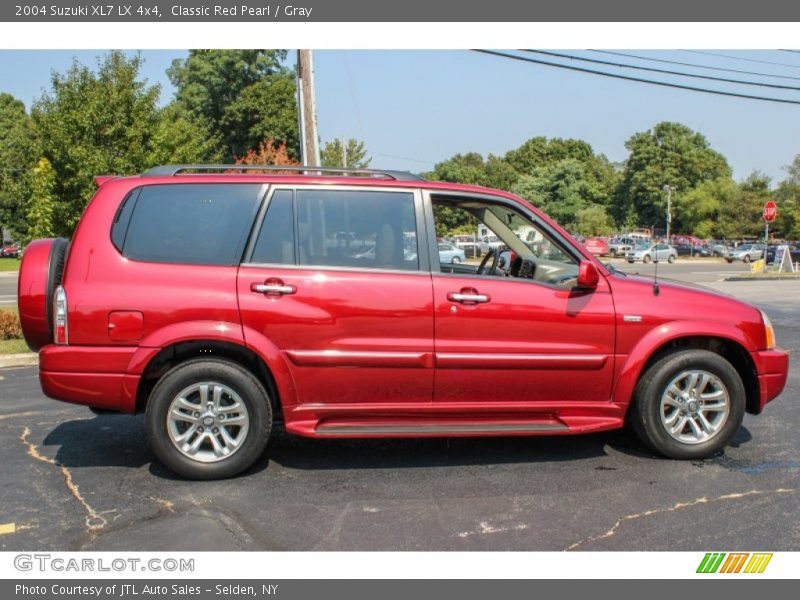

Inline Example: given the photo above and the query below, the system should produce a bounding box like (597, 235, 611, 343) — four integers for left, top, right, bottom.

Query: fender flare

(612, 320, 758, 408)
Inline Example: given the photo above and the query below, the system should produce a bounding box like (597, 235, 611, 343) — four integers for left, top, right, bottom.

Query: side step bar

(315, 422, 568, 436)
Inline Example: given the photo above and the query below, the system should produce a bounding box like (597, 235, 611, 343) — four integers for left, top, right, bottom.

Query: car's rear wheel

(668, 254, 676, 264)
(629, 349, 745, 459)
(643, 254, 652, 264)
(146, 359, 272, 479)
(743, 255, 751, 263)
(452, 256, 461, 264)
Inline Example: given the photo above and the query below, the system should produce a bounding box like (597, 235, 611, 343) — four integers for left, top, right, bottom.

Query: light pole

(663, 184, 672, 242)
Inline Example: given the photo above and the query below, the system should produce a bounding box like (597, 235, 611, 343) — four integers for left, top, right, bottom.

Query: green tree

(21, 158, 56, 245)
(575, 204, 615, 236)
(0, 93, 40, 235)
(168, 50, 298, 160)
(774, 155, 800, 239)
(614, 122, 731, 231)
(426, 152, 518, 190)
(511, 159, 610, 230)
(32, 51, 218, 237)
(320, 138, 371, 169)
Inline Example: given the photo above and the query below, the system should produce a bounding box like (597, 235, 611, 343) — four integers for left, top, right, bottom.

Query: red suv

(18, 165, 789, 479)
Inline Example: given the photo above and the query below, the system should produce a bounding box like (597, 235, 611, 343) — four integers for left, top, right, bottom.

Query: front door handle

(447, 288, 490, 305)
(251, 279, 296, 296)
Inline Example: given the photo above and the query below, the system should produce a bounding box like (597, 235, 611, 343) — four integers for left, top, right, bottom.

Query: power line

(589, 49, 800, 82)
(472, 49, 800, 106)
(523, 49, 800, 91)
(682, 50, 800, 70)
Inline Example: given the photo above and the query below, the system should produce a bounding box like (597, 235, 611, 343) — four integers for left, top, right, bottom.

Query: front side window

(122, 184, 263, 265)
(432, 197, 580, 287)
(295, 189, 418, 271)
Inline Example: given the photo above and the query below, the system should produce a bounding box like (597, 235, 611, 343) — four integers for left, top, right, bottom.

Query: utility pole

(663, 184, 672, 242)
(296, 50, 321, 167)
(341, 136, 347, 168)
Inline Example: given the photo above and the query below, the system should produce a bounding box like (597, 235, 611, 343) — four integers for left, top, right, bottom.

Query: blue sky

(1, 49, 799, 182)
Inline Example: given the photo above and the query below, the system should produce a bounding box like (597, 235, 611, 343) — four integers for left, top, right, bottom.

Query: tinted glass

(123, 184, 262, 265)
(250, 190, 295, 264)
(296, 190, 418, 271)
(110, 189, 139, 251)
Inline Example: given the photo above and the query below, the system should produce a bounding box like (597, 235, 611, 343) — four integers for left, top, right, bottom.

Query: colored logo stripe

(744, 553, 773, 573)
(697, 553, 726, 573)
(697, 552, 773, 574)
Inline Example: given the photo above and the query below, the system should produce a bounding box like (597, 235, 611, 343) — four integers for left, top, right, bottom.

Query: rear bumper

(38, 345, 145, 414)
(751, 348, 789, 413)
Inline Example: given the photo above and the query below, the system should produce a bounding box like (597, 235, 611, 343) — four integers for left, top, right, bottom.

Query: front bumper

(751, 348, 790, 413)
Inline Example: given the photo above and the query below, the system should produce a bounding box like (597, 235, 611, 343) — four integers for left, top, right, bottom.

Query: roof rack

(142, 164, 425, 182)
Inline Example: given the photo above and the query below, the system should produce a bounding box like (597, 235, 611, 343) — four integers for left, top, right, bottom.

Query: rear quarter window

(120, 184, 263, 266)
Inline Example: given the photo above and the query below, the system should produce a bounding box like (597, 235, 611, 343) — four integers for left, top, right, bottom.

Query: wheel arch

(614, 325, 760, 415)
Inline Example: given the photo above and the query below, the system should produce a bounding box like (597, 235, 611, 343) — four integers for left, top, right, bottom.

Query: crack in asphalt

(0, 411, 44, 421)
(565, 487, 799, 551)
(19, 426, 108, 533)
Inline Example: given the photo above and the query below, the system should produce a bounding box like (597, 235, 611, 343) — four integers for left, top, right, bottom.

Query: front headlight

(761, 310, 776, 349)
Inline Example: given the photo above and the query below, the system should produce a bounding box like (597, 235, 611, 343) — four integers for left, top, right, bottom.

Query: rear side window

(250, 190, 295, 265)
(121, 184, 263, 266)
(296, 189, 418, 271)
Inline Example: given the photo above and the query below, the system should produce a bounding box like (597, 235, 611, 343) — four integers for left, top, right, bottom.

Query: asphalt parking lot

(0, 264, 797, 551)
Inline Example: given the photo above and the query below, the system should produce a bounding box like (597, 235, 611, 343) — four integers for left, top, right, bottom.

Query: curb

(0, 353, 38, 368)
(723, 276, 800, 282)
(0, 271, 19, 278)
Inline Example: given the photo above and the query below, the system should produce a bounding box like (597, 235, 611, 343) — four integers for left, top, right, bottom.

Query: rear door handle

(251, 279, 296, 296)
(447, 289, 490, 305)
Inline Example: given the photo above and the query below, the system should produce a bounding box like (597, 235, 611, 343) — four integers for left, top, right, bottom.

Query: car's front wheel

(643, 255, 652, 264)
(146, 359, 272, 479)
(667, 254, 676, 264)
(629, 349, 745, 459)
(452, 256, 461, 264)
(743, 255, 751, 263)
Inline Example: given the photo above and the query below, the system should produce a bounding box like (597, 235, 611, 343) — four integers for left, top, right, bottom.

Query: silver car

(626, 243, 677, 264)
(725, 243, 765, 263)
(438, 242, 466, 264)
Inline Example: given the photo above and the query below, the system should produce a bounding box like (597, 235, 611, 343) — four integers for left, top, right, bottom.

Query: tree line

(425, 124, 800, 241)
(1, 50, 798, 245)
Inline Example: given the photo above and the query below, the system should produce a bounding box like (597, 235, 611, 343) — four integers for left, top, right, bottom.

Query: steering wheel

(477, 249, 499, 276)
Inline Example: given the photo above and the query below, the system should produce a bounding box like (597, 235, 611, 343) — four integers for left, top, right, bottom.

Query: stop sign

(763, 201, 778, 222)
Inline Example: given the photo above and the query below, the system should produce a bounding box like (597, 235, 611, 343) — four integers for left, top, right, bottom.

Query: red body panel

(19, 174, 788, 437)
(431, 274, 616, 404)
(237, 265, 434, 408)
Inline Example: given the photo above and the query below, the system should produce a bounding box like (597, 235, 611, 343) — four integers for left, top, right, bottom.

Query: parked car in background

(706, 241, 730, 257)
(583, 237, 609, 257)
(676, 243, 711, 257)
(1, 240, 21, 258)
(626, 242, 677, 264)
(766, 244, 800, 265)
(479, 234, 505, 254)
(725, 243, 765, 263)
(451, 235, 481, 258)
(608, 236, 637, 257)
(437, 242, 466, 264)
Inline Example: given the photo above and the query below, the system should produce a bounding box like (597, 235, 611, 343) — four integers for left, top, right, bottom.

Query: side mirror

(577, 261, 599, 290)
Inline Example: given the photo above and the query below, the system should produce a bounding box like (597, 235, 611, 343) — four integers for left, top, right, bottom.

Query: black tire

(725, 258, 733, 263)
(629, 349, 745, 459)
(643, 254, 652, 264)
(452, 256, 461, 264)
(610, 249, 617, 257)
(743, 255, 751, 263)
(45, 238, 70, 339)
(667, 254, 676, 264)
(146, 359, 272, 479)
